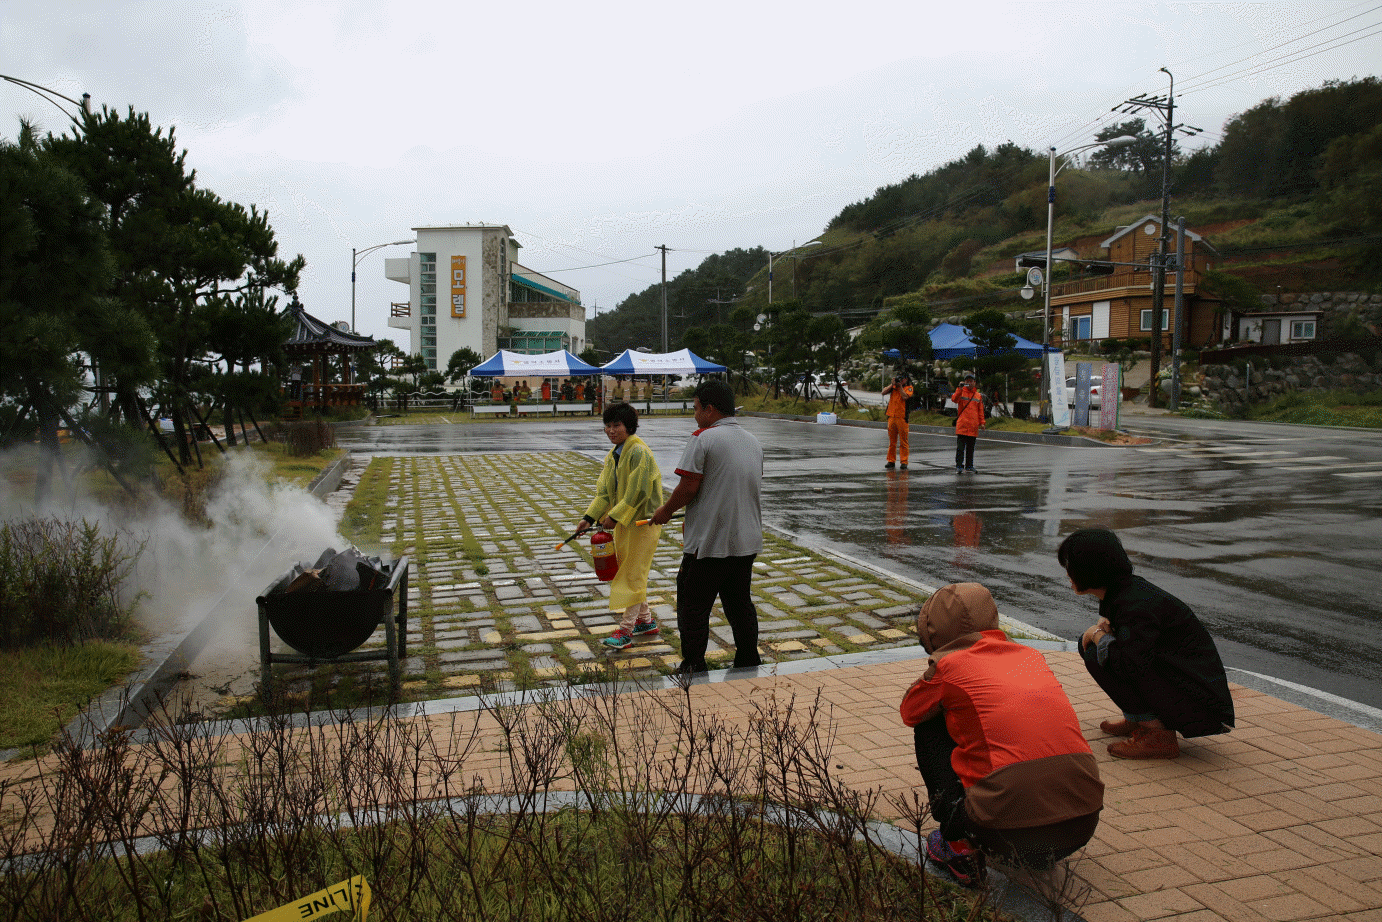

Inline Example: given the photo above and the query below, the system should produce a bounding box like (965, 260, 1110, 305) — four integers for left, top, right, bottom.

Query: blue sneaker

(602, 629, 633, 650)
(926, 830, 985, 887)
(631, 620, 660, 637)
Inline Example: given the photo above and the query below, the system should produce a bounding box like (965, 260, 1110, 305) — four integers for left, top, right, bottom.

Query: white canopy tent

(599, 348, 726, 377)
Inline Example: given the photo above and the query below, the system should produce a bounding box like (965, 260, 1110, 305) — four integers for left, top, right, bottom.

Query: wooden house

(1050, 216, 1224, 349)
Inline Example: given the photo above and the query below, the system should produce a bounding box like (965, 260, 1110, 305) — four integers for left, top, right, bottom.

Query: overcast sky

(4, 1, 1379, 347)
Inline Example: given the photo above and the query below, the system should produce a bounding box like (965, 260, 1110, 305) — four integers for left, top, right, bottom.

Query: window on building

(1140, 309, 1170, 332)
(499, 330, 570, 354)
(1072, 315, 1092, 341)
(1291, 320, 1316, 340)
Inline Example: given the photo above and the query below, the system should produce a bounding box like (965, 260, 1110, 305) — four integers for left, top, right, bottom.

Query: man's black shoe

(884, 462, 895, 470)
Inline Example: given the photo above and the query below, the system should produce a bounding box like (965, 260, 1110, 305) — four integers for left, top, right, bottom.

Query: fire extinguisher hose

(554, 527, 587, 551)
(633, 513, 684, 526)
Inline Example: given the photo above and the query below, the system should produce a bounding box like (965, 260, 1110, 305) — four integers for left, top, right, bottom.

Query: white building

(386, 224, 584, 371)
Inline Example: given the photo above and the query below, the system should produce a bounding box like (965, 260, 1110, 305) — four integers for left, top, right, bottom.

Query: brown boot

(1108, 727, 1180, 760)
(1099, 717, 1139, 737)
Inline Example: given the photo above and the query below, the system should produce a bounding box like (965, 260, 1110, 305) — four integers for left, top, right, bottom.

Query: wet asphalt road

(339, 413, 1382, 710)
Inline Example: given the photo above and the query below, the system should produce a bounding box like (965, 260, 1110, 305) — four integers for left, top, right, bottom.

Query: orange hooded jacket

(900, 582, 1103, 830)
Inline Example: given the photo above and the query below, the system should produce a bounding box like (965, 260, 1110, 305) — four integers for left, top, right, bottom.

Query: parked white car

(1066, 377, 1102, 410)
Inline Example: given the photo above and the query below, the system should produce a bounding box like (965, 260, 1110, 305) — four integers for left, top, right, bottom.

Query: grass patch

(1246, 389, 1382, 428)
(249, 439, 345, 488)
(0, 640, 141, 750)
(340, 457, 394, 552)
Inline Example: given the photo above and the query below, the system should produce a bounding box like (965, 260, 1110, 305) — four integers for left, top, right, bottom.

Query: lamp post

(1, 73, 91, 125)
(1038, 135, 1137, 421)
(352, 240, 413, 333)
(768, 240, 821, 305)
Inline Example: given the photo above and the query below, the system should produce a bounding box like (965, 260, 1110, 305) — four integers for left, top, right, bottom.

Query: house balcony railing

(1052, 269, 1202, 302)
(391, 301, 410, 317)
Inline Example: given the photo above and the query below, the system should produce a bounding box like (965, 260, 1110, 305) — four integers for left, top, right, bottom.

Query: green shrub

(0, 518, 139, 649)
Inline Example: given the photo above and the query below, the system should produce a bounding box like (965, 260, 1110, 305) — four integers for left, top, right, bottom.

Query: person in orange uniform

(881, 372, 914, 470)
(901, 582, 1103, 884)
(950, 373, 985, 474)
(490, 380, 504, 403)
(540, 379, 552, 401)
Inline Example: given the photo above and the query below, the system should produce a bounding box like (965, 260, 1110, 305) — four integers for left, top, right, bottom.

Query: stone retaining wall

(1257, 290, 1382, 337)
(1197, 352, 1382, 411)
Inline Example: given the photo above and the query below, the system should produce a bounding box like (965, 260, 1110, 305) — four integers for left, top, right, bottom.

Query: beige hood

(917, 582, 1000, 652)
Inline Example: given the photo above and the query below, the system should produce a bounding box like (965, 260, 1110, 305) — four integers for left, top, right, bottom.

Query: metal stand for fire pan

(256, 556, 410, 696)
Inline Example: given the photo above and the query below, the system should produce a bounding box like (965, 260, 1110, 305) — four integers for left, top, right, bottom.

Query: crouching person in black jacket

(1059, 528, 1235, 759)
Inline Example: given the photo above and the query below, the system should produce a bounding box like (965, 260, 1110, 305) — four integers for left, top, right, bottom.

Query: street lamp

(1, 73, 91, 126)
(768, 240, 821, 305)
(351, 240, 413, 333)
(1038, 135, 1137, 420)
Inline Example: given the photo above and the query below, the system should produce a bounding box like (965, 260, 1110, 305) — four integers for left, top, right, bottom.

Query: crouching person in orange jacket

(900, 582, 1104, 886)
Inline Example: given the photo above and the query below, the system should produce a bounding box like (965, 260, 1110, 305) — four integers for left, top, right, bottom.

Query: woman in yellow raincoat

(573, 403, 664, 649)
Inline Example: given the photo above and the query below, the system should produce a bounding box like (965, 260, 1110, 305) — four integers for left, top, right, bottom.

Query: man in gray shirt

(651, 379, 763, 673)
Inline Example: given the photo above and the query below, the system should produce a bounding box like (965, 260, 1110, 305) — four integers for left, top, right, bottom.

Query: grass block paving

(266, 451, 931, 706)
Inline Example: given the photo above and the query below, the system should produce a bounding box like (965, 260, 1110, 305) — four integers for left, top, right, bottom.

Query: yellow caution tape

(244, 875, 372, 922)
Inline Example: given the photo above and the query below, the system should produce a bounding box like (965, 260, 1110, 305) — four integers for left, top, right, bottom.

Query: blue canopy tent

(883, 323, 1055, 361)
(468, 349, 603, 377)
(599, 348, 726, 377)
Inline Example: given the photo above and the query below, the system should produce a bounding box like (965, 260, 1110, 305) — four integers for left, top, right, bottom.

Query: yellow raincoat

(584, 435, 664, 610)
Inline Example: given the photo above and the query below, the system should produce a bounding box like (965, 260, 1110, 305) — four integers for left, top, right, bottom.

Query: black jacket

(1099, 575, 1235, 737)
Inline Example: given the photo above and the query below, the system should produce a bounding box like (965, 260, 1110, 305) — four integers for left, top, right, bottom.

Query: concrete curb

(309, 450, 352, 498)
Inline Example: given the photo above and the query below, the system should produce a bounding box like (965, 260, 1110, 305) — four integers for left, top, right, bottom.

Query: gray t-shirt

(674, 417, 763, 558)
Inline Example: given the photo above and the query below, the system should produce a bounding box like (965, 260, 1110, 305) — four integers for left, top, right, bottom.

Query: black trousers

(913, 715, 1100, 868)
(675, 553, 761, 673)
(955, 434, 977, 469)
(1080, 641, 1158, 720)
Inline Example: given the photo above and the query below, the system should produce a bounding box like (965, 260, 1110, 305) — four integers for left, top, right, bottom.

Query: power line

(530, 252, 657, 273)
(1178, 23, 1382, 97)
(1173, 3, 1382, 95)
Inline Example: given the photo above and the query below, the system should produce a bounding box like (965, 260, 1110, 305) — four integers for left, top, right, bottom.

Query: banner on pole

(1047, 353, 1070, 428)
(1099, 363, 1122, 430)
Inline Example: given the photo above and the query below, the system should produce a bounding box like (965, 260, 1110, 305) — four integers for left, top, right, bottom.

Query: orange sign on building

(451, 255, 466, 318)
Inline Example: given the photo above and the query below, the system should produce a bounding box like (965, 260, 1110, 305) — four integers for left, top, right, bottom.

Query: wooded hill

(588, 77, 1382, 362)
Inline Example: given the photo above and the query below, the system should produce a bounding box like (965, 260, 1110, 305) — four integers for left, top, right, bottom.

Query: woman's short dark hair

(693, 379, 736, 416)
(602, 402, 639, 434)
(1057, 528, 1133, 592)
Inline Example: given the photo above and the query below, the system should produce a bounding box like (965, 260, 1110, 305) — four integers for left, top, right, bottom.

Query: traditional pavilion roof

(283, 300, 377, 353)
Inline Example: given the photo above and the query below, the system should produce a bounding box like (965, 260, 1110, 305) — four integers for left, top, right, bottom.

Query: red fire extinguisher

(590, 526, 619, 582)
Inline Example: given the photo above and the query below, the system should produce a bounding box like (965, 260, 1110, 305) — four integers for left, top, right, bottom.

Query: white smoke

(1, 445, 350, 700)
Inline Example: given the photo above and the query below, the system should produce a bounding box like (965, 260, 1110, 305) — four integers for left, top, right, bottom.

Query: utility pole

(1171, 216, 1187, 410)
(655, 245, 670, 352)
(1115, 68, 1200, 408)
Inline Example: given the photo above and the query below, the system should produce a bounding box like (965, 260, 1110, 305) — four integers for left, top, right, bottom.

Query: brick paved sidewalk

(623, 652, 1382, 921)
(396, 649, 1375, 921)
